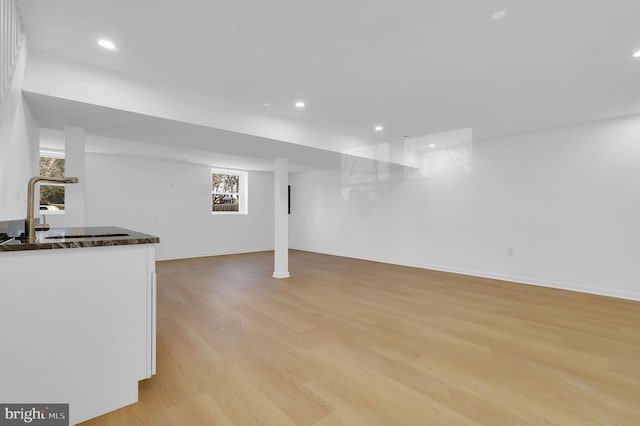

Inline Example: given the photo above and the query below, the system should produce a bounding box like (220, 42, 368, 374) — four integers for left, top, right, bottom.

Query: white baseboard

(291, 246, 640, 302)
(272, 272, 291, 279)
(157, 247, 273, 262)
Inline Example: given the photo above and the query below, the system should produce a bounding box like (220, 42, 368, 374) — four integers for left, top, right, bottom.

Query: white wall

(0, 43, 39, 222)
(290, 115, 640, 301)
(83, 153, 274, 260)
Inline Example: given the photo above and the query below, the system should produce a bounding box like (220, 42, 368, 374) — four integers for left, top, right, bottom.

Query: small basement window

(39, 151, 66, 213)
(211, 168, 248, 214)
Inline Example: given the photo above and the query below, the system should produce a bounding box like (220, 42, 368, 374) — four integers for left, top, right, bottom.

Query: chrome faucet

(26, 176, 79, 242)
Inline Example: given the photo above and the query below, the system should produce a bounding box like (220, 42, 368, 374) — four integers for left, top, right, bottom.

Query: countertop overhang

(0, 226, 159, 252)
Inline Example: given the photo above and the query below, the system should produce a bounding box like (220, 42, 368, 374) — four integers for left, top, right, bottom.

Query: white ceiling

(19, 0, 640, 157)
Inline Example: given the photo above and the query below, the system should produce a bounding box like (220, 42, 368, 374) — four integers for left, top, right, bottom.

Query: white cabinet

(0, 244, 156, 425)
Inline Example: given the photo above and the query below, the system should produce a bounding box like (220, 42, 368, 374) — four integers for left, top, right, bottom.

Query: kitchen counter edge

(0, 226, 160, 252)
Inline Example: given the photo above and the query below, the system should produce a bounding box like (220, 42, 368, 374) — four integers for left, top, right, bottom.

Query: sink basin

(44, 233, 130, 240)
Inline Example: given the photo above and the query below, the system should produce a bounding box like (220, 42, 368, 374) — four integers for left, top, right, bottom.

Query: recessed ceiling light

(97, 39, 117, 50)
(263, 103, 271, 107)
(633, 50, 640, 58)
(428, 143, 436, 148)
(374, 125, 383, 132)
(295, 101, 305, 108)
(492, 10, 507, 20)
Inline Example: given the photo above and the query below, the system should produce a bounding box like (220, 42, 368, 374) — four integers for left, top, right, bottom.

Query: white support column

(273, 158, 290, 278)
(64, 126, 86, 227)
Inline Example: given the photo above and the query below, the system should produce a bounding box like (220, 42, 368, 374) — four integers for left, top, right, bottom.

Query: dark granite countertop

(0, 226, 159, 252)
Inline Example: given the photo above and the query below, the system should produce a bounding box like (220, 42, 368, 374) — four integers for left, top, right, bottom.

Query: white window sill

(211, 212, 247, 215)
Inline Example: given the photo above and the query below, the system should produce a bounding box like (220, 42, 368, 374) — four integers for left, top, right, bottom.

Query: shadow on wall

(340, 128, 472, 203)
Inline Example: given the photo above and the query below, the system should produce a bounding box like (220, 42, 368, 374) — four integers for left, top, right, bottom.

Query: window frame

(39, 150, 66, 215)
(210, 168, 248, 215)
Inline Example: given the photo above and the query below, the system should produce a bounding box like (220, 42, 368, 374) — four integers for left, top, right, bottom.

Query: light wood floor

(82, 250, 640, 425)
